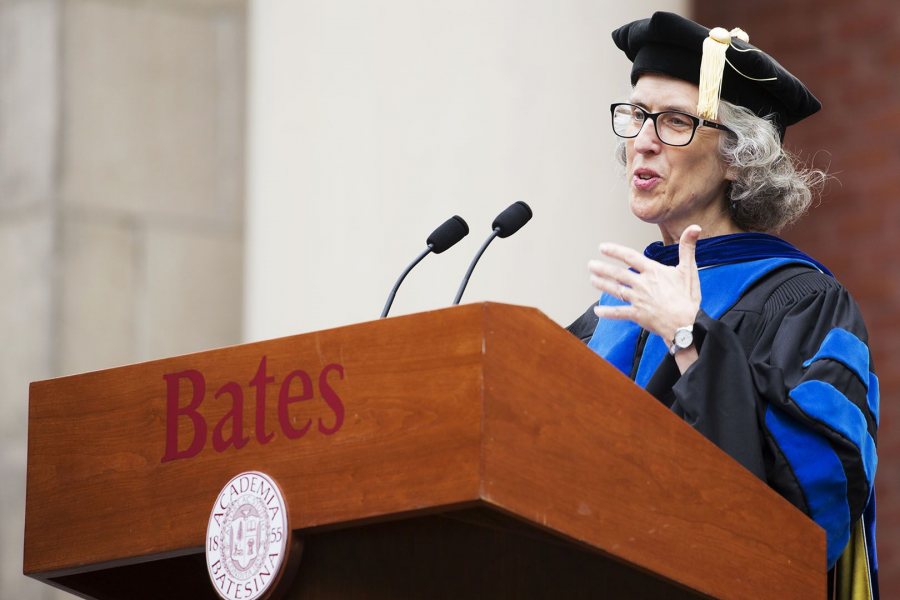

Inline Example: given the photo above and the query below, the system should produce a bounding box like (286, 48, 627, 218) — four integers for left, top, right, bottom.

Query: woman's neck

(658, 217, 744, 246)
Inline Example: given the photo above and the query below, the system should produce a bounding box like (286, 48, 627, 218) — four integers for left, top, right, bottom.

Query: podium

(25, 303, 824, 599)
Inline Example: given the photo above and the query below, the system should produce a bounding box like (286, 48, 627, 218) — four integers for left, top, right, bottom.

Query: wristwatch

(669, 325, 694, 356)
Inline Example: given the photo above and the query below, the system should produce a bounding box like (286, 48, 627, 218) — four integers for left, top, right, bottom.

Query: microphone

(452, 201, 532, 305)
(380, 215, 469, 318)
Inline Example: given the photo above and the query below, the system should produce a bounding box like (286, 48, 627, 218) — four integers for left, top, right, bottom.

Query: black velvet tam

(612, 12, 821, 136)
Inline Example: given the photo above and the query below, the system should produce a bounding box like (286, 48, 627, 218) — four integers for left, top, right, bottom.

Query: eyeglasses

(610, 103, 733, 147)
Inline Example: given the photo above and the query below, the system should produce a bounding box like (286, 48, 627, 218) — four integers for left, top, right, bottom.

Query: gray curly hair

(716, 101, 826, 232)
(617, 99, 827, 233)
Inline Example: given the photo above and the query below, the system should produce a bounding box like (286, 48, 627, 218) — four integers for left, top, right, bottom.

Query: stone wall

(0, 0, 246, 596)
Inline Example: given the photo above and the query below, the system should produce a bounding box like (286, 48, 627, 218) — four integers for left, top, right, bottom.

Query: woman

(568, 12, 878, 599)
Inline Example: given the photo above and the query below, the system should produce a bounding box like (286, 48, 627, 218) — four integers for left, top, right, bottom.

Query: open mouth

(632, 168, 661, 190)
(634, 168, 660, 180)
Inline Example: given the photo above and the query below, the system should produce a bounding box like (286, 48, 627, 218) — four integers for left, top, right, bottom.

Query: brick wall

(693, 1, 900, 594)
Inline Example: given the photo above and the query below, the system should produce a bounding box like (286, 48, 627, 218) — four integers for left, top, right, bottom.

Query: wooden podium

(24, 303, 825, 599)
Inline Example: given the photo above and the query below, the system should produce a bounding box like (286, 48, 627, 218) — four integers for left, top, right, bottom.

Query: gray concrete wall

(0, 0, 246, 597)
(245, 0, 684, 340)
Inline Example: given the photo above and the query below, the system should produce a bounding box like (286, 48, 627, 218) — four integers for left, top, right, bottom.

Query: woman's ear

(725, 165, 738, 182)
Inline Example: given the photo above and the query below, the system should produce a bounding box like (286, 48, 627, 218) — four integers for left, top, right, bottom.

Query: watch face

(674, 329, 693, 348)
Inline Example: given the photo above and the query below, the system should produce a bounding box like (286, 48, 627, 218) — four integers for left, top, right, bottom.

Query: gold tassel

(697, 27, 732, 120)
(834, 519, 875, 600)
(730, 27, 749, 44)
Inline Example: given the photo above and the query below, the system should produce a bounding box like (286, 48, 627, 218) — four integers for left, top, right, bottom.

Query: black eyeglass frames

(610, 103, 734, 147)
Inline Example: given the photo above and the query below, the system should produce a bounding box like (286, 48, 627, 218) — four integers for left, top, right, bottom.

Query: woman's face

(625, 74, 733, 241)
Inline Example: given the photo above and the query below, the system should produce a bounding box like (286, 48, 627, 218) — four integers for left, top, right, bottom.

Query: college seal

(206, 471, 290, 600)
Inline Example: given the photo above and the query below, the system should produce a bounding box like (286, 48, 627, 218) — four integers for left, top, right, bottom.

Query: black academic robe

(568, 262, 878, 595)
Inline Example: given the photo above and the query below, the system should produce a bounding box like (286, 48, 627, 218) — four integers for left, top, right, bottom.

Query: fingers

(678, 225, 702, 272)
(590, 274, 633, 303)
(588, 259, 640, 288)
(598, 243, 654, 272)
(593, 303, 636, 321)
(589, 234, 702, 334)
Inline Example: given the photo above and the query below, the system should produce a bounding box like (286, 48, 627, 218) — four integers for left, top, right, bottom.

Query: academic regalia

(593, 10, 879, 597)
(568, 233, 879, 598)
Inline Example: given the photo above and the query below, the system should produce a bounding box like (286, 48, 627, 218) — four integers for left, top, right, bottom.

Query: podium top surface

(25, 302, 824, 598)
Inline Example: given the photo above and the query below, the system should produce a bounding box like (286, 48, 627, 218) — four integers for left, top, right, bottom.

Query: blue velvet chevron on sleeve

(767, 326, 878, 567)
(763, 312, 878, 580)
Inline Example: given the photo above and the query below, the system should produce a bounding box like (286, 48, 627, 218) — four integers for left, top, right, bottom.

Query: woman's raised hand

(588, 225, 702, 344)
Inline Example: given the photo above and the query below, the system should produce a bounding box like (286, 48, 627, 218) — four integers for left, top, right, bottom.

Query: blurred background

(1, 0, 896, 597)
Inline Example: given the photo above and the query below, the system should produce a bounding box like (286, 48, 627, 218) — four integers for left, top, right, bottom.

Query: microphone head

(491, 201, 533, 238)
(426, 215, 469, 253)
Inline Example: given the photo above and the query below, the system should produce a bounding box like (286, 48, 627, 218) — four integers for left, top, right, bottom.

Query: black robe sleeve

(566, 302, 599, 343)
(648, 267, 877, 567)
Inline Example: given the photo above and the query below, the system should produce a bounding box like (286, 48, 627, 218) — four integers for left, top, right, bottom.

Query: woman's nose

(633, 118, 662, 153)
